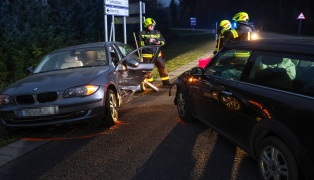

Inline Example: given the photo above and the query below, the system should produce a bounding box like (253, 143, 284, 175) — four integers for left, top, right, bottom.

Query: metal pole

(112, 15, 115, 41)
(139, 1, 143, 32)
(298, 20, 301, 36)
(104, 11, 108, 41)
(124, 16, 127, 43)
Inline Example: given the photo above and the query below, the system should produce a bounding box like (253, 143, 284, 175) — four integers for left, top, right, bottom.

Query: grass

(151, 29, 216, 79)
(0, 29, 216, 148)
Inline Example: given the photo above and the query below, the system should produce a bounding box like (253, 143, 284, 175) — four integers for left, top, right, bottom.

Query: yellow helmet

(232, 12, 249, 22)
(219, 20, 231, 29)
(144, 18, 156, 28)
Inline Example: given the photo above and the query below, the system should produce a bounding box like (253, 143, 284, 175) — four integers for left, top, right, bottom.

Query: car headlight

(64, 85, 100, 98)
(251, 33, 258, 40)
(0, 95, 13, 106)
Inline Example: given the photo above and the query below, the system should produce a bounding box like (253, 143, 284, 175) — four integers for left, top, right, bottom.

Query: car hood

(2, 67, 110, 95)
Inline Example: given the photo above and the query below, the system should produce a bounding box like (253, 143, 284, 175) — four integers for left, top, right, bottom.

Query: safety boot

(162, 79, 172, 87)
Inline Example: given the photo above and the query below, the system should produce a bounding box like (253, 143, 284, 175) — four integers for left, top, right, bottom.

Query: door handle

(222, 90, 232, 96)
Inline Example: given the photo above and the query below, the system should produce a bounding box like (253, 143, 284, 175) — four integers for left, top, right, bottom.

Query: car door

(190, 49, 252, 143)
(113, 44, 159, 88)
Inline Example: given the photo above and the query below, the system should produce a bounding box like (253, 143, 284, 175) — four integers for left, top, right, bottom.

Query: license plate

(16, 106, 59, 117)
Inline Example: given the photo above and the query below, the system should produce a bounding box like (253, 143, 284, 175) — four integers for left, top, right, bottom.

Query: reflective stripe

(142, 53, 162, 58)
(141, 34, 160, 39)
(146, 77, 154, 82)
(235, 52, 250, 57)
(248, 32, 251, 40)
(160, 76, 169, 80)
(230, 29, 238, 38)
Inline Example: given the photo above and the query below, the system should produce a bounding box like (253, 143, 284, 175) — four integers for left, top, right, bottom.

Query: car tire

(101, 89, 118, 126)
(257, 136, 298, 180)
(175, 88, 194, 122)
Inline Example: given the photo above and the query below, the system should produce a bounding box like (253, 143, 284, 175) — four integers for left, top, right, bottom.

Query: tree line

(1, 0, 313, 88)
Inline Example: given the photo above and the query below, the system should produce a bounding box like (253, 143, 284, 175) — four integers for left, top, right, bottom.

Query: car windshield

(33, 47, 109, 73)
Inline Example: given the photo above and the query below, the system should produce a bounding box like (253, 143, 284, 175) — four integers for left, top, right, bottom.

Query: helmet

(232, 12, 249, 22)
(144, 18, 156, 28)
(219, 20, 231, 29)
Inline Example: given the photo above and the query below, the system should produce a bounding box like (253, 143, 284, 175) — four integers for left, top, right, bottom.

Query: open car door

(116, 45, 161, 91)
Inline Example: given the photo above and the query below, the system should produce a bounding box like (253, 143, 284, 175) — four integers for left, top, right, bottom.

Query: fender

(250, 119, 314, 178)
(169, 78, 197, 116)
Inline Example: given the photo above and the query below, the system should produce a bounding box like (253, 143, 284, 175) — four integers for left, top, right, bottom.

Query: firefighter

(139, 18, 172, 86)
(213, 20, 232, 55)
(220, 12, 252, 41)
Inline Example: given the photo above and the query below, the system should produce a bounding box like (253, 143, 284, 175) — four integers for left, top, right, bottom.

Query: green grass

(152, 29, 216, 79)
(0, 29, 216, 148)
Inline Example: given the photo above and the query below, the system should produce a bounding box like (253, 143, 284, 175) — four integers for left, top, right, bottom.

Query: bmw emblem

(33, 88, 38, 92)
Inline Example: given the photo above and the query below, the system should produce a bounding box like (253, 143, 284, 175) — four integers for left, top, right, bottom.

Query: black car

(170, 38, 314, 180)
(0, 41, 159, 129)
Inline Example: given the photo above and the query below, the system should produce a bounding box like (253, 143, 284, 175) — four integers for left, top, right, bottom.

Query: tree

(170, 0, 178, 26)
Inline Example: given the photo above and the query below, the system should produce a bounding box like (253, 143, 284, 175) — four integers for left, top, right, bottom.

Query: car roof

(50, 41, 124, 53)
(224, 38, 314, 55)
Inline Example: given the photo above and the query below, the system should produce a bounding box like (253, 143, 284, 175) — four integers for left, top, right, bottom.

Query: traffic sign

(105, 6, 129, 16)
(190, 17, 196, 26)
(115, 17, 140, 24)
(297, 12, 306, 20)
(105, 0, 128, 8)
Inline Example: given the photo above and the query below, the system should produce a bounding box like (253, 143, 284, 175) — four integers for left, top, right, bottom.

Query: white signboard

(105, 6, 129, 16)
(105, 0, 128, 8)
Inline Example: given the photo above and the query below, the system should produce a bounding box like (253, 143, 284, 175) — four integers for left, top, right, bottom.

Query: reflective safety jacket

(214, 26, 231, 53)
(139, 30, 165, 58)
(222, 21, 252, 41)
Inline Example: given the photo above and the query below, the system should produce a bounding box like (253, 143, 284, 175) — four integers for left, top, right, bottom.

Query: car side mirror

(26, 66, 34, 74)
(190, 67, 204, 76)
(124, 59, 139, 68)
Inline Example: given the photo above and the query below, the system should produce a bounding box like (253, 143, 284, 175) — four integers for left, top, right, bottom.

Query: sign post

(297, 12, 306, 36)
(104, 0, 129, 43)
(190, 17, 196, 33)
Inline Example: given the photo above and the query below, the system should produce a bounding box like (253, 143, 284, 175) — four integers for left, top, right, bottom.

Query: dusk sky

(160, 0, 179, 7)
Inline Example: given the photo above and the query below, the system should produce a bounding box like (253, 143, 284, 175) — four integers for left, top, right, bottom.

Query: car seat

(61, 55, 83, 69)
(254, 56, 292, 89)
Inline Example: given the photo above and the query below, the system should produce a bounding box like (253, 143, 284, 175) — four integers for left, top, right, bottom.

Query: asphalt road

(0, 85, 260, 180)
(1, 31, 306, 179)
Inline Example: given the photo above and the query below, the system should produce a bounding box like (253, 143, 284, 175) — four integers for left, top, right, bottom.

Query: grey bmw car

(0, 41, 158, 129)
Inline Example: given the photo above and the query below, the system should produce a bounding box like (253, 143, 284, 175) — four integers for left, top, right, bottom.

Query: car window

(34, 48, 108, 73)
(247, 52, 314, 96)
(116, 43, 134, 57)
(109, 46, 120, 67)
(205, 49, 251, 80)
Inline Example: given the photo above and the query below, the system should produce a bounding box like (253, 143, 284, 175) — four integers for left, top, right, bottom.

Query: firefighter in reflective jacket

(220, 12, 253, 41)
(213, 20, 232, 55)
(139, 18, 172, 86)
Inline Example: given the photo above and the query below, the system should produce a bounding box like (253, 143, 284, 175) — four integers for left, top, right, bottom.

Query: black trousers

(143, 56, 170, 83)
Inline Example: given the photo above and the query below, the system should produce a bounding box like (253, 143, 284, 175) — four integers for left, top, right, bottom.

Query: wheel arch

(173, 79, 195, 114)
(106, 84, 119, 105)
(250, 119, 313, 177)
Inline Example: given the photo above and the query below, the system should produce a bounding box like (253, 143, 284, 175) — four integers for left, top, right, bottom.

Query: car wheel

(257, 136, 298, 180)
(176, 88, 194, 122)
(102, 89, 118, 126)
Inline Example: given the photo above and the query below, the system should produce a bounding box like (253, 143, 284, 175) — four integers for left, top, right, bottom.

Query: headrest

(64, 55, 77, 63)
(260, 56, 283, 65)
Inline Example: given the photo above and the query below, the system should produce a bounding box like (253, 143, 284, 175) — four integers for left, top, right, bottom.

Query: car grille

(15, 92, 58, 104)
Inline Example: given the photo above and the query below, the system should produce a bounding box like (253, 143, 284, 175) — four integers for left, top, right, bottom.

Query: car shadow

(131, 121, 260, 180)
